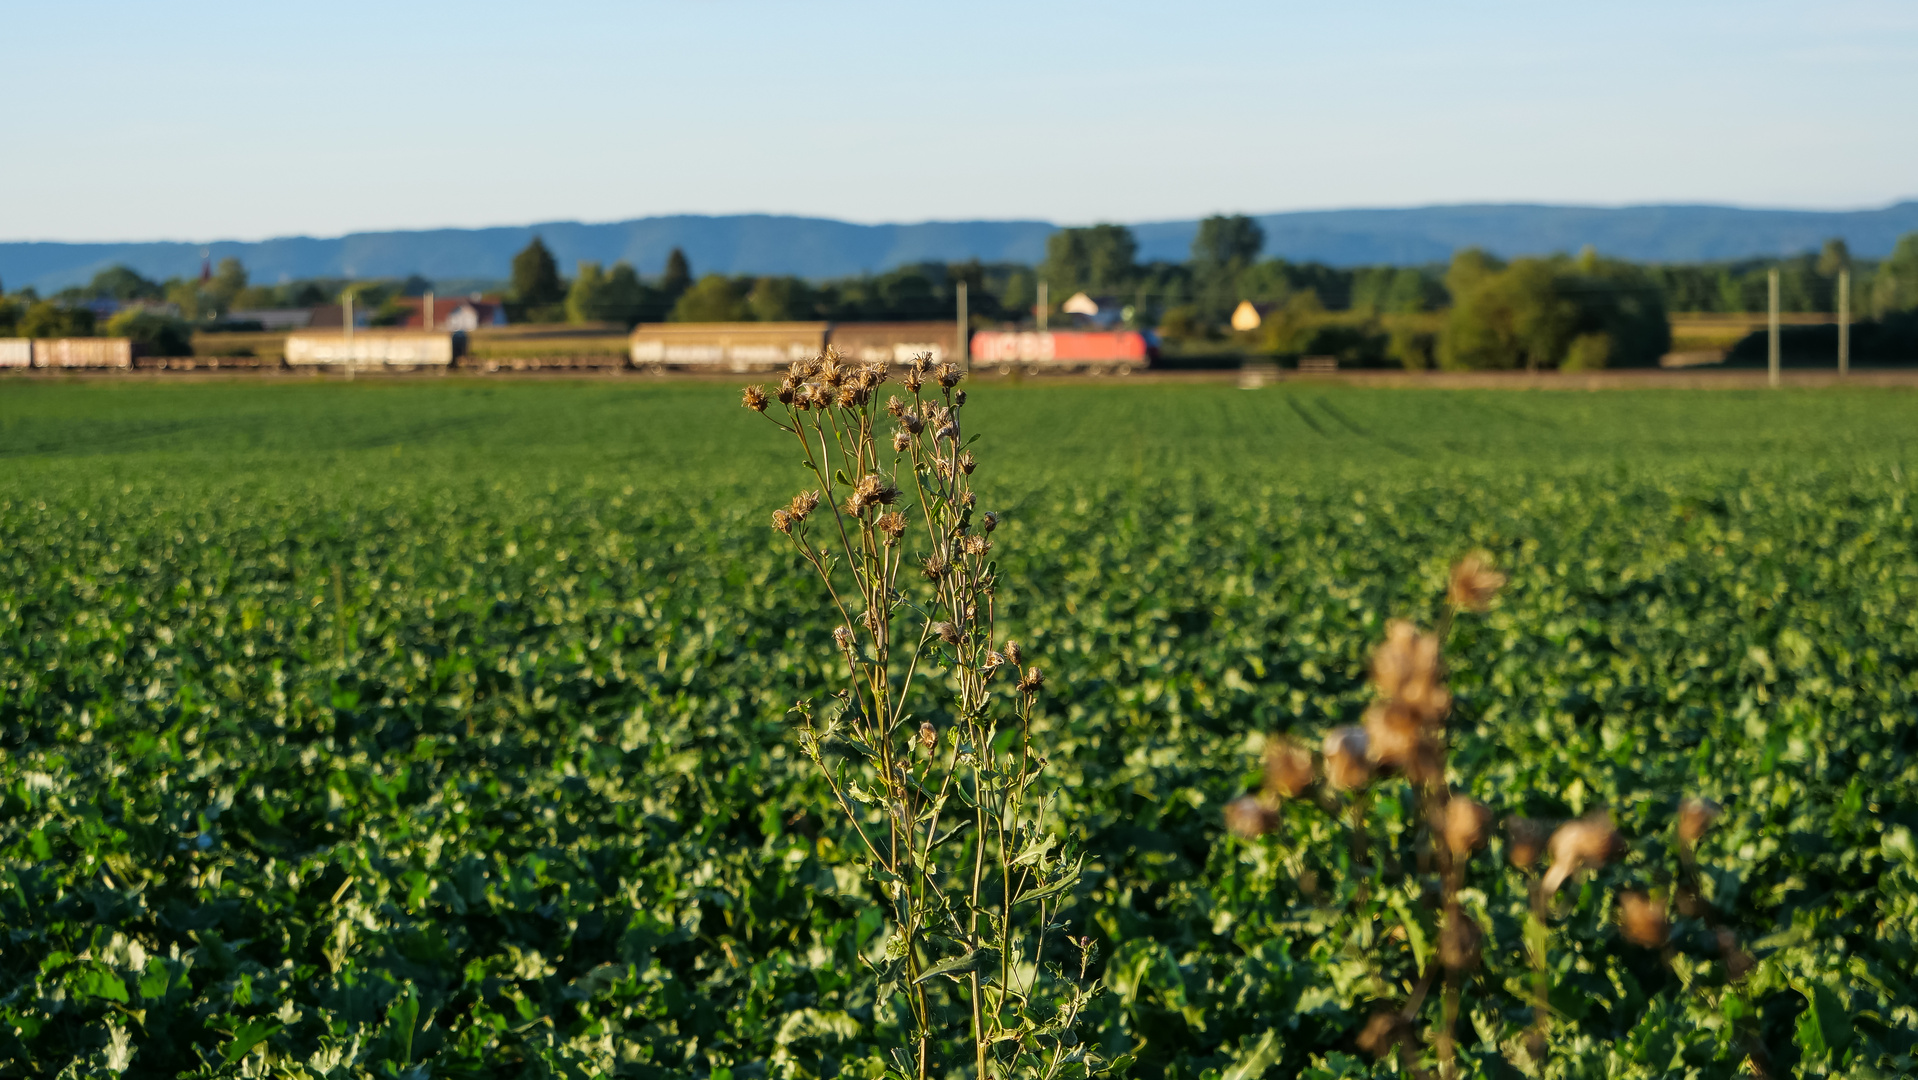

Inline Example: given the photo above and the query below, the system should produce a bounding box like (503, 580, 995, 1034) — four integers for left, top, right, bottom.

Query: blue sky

(4, 0, 1914, 242)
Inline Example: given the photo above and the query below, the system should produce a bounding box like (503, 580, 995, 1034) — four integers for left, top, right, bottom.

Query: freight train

(0, 321, 1157, 374)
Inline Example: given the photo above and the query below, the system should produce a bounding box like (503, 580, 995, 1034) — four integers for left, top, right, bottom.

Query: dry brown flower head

(770, 508, 794, 533)
(931, 621, 962, 645)
(936, 362, 962, 388)
(981, 510, 999, 533)
(741, 385, 768, 412)
(845, 474, 899, 515)
(1356, 1011, 1405, 1060)
(982, 650, 1007, 674)
(1372, 620, 1449, 722)
(1016, 666, 1045, 694)
(832, 626, 855, 650)
(1004, 640, 1024, 666)
(1618, 890, 1669, 947)
(876, 512, 907, 544)
(1678, 797, 1721, 846)
(1323, 727, 1373, 790)
(1443, 796, 1492, 857)
(1542, 812, 1621, 896)
(918, 721, 938, 752)
(1448, 550, 1507, 611)
(902, 368, 923, 392)
(1264, 739, 1316, 799)
(922, 555, 948, 582)
(1504, 816, 1550, 869)
(789, 491, 820, 522)
(958, 451, 976, 475)
(1224, 795, 1277, 839)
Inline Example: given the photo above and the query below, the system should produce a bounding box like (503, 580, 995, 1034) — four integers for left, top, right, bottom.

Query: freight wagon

(0, 339, 30, 368)
(826, 321, 963, 367)
(969, 330, 1151, 374)
(285, 330, 459, 367)
(630, 323, 829, 372)
(32, 338, 134, 369)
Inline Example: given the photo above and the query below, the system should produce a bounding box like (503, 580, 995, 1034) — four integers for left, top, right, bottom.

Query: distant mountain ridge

(5, 202, 1916, 293)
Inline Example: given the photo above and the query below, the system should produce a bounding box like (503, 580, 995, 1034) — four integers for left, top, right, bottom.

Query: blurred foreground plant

(1228, 552, 1765, 1079)
(745, 353, 1101, 1080)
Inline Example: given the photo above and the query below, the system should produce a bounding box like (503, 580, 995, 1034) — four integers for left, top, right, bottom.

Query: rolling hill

(5, 202, 1915, 292)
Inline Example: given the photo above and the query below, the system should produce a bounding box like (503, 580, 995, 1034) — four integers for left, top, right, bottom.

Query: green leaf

(71, 966, 128, 1004)
(1793, 981, 1852, 1059)
(1220, 1030, 1284, 1080)
(221, 1020, 283, 1062)
(913, 947, 1000, 985)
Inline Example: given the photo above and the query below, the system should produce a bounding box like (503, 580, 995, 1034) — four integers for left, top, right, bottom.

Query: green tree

(86, 265, 163, 301)
(599, 263, 651, 326)
(747, 276, 813, 322)
(1191, 214, 1264, 271)
(18, 302, 96, 338)
(1871, 232, 1918, 316)
(1817, 238, 1851, 278)
(660, 248, 692, 302)
(107, 308, 193, 356)
(207, 258, 247, 313)
(1440, 252, 1668, 371)
(565, 261, 609, 324)
(669, 275, 748, 322)
(1042, 224, 1138, 294)
(511, 237, 566, 309)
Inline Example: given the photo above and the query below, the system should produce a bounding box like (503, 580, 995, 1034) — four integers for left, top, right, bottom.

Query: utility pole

(1037, 281, 1049, 331)
(424, 290, 435, 331)
(343, 291, 355, 339)
(1837, 269, 1850, 376)
(956, 280, 969, 371)
(1767, 268, 1780, 389)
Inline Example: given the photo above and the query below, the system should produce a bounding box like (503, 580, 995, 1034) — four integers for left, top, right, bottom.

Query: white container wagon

(0, 339, 30, 368)
(285, 330, 459, 367)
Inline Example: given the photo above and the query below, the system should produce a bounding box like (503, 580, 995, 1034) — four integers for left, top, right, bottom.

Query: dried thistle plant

(1226, 551, 1757, 1079)
(746, 351, 1100, 1080)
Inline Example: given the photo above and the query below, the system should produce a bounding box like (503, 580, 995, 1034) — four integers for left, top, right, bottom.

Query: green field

(2, 380, 1916, 1078)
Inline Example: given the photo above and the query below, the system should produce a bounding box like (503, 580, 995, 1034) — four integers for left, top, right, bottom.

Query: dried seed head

(931, 621, 962, 645)
(909, 353, 931, 375)
(789, 490, 820, 521)
(1618, 891, 1669, 947)
(1224, 795, 1277, 839)
(845, 474, 899, 515)
(1372, 620, 1450, 723)
(832, 626, 855, 650)
(861, 361, 889, 386)
(1678, 797, 1721, 846)
(981, 510, 999, 533)
(1322, 726, 1373, 790)
(837, 385, 864, 409)
(1542, 812, 1622, 896)
(777, 378, 799, 405)
(903, 368, 924, 392)
(1439, 905, 1482, 971)
(892, 430, 912, 453)
(958, 451, 976, 475)
(877, 512, 907, 544)
(982, 650, 1007, 673)
(1362, 702, 1426, 772)
(886, 395, 906, 418)
(918, 721, 938, 752)
(1264, 739, 1316, 799)
(1443, 796, 1492, 857)
(741, 384, 769, 412)
(1504, 816, 1550, 870)
(902, 411, 925, 434)
(936, 423, 959, 442)
(819, 356, 846, 387)
(1448, 550, 1507, 611)
(788, 359, 810, 381)
(1004, 640, 1024, 666)
(963, 534, 991, 557)
(1356, 1011, 1404, 1060)
(1016, 666, 1045, 694)
(936, 362, 962, 388)
(770, 508, 793, 533)
(960, 490, 975, 509)
(922, 555, 948, 582)
(792, 383, 816, 410)
(954, 388, 968, 406)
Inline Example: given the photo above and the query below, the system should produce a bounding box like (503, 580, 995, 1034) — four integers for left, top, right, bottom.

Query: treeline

(12, 219, 1918, 370)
